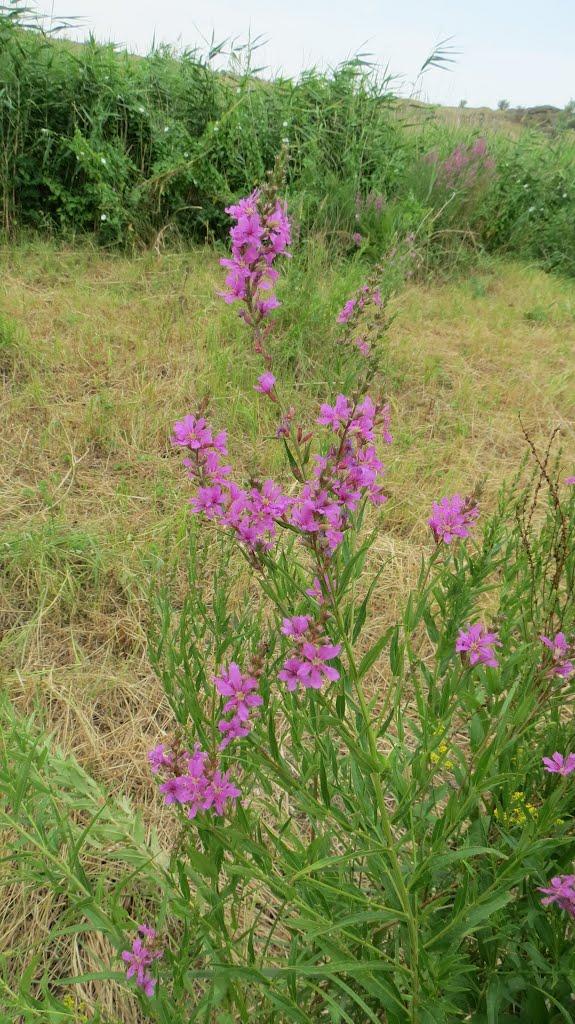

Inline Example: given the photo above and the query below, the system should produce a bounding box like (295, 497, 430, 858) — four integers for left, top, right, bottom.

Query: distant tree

(497, 99, 510, 111)
(459, 99, 467, 108)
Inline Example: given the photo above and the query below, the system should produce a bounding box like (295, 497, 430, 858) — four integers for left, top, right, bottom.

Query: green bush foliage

(1, 5, 575, 273)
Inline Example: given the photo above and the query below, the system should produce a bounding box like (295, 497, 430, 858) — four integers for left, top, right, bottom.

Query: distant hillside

(395, 98, 575, 137)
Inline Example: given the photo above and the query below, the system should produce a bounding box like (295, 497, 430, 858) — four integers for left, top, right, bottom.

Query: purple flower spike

(540, 633, 574, 679)
(428, 494, 479, 544)
(121, 925, 163, 997)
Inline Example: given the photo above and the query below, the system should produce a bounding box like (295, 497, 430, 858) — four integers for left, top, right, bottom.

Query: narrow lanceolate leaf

(357, 632, 389, 679)
(426, 891, 514, 947)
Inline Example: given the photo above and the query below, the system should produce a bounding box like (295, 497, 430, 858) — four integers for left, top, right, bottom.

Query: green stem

(330, 602, 421, 1022)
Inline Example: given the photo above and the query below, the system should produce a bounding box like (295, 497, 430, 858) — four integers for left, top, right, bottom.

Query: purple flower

(257, 296, 281, 316)
(539, 875, 575, 917)
(306, 577, 326, 604)
(254, 372, 276, 395)
(435, 138, 493, 189)
(353, 336, 370, 356)
(351, 396, 391, 443)
(540, 633, 574, 678)
(213, 661, 263, 750)
(218, 714, 251, 749)
(566, 476, 575, 485)
(172, 414, 216, 451)
(352, 232, 363, 246)
(456, 623, 501, 668)
(158, 774, 204, 809)
(281, 615, 311, 638)
(175, 414, 231, 490)
(289, 392, 390, 554)
(179, 413, 292, 553)
(298, 642, 341, 688)
(151, 736, 242, 819)
(317, 394, 352, 431)
(147, 744, 173, 775)
(121, 925, 163, 997)
(337, 299, 356, 324)
(276, 406, 295, 438)
(279, 638, 341, 692)
(202, 770, 241, 815)
(277, 656, 302, 691)
(290, 484, 345, 552)
(542, 752, 575, 776)
(213, 662, 263, 721)
(190, 484, 226, 518)
(220, 190, 291, 326)
(158, 764, 239, 819)
(428, 494, 479, 544)
(336, 279, 383, 335)
(179, 385, 390, 564)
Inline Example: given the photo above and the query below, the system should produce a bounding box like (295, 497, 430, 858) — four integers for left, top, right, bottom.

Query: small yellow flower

(495, 790, 538, 828)
(430, 741, 454, 770)
(60, 994, 90, 1022)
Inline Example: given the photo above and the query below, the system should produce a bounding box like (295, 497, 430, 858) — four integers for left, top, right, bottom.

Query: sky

(35, 0, 575, 109)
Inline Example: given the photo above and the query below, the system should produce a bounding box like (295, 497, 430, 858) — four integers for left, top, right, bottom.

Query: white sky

(36, 0, 575, 109)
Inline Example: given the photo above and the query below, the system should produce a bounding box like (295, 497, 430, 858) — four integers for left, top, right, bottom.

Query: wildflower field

(2, 10, 575, 1024)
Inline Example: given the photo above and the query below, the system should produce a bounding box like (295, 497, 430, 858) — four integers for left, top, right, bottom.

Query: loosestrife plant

(218, 159, 291, 362)
(113, 188, 575, 1022)
(425, 137, 496, 190)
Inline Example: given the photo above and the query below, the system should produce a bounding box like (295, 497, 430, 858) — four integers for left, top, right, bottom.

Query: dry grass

(1, 239, 575, 1017)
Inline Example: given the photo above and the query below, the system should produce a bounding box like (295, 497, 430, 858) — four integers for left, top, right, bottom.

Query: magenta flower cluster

(214, 661, 263, 748)
(279, 616, 341, 691)
(425, 137, 495, 189)
(539, 746, 575, 917)
(175, 391, 391, 559)
(336, 283, 383, 356)
(148, 743, 240, 819)
(290, 395, 391, 554)
(428, 493, 479, 544)
(173, 414, 290, 552)
(121, 924, 163, 997)
(456, 623, 501, 668)
(219, 189, 291, 325)
(540, 632, 574, 679)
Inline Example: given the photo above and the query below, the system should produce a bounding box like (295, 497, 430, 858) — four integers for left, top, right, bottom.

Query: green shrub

(4, 7, 574, 275)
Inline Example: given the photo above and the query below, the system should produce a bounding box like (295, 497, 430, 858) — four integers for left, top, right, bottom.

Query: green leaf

(389, 626, 404, 675)
(358, 632, 389, 679)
